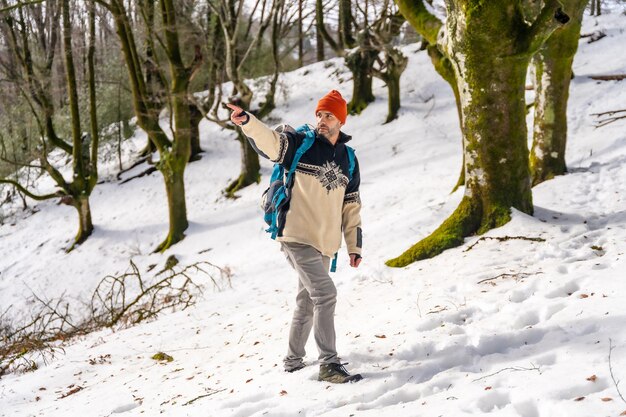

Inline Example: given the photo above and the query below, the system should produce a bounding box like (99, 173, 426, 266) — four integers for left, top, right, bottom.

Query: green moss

(152, 352, 174, 362)
(477, 205, 511, 234)
(386, 196, 481, 267)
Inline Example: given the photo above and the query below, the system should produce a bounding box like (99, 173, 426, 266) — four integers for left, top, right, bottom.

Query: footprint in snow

(475, 390, 511, 413)
(545, 280, 580, 299)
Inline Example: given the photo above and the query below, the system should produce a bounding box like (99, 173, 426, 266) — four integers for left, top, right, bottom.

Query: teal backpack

(262, 124, 355, 272)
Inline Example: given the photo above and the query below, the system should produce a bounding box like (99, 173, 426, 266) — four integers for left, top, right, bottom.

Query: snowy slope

(1, 11, 626, 417)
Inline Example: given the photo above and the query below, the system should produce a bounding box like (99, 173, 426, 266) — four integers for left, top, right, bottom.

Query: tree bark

(339, 0, 355, 49)
(189, 103, 203, 161)
(72, 195, 94, 246)
(345, 30, 377, 115)
(63, 0, 95, 249)
(316, 24, 325, 61)
(379, 47, 407, 123)
(316, 0, 342, 56)
(103, 0, 199, 252)
(224, 131, 261, 198)
(156, 167, 188, 251)
(530, 0, 588, 186)
(386, 0, 569, 267)
(298, 0, 304, 66)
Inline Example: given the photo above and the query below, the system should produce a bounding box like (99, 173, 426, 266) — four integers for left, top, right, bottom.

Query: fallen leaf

(586, 375, 597, 382)
(485, 387, 492, 391)
(375, 335, 386, 339)
(253, 341, 260, 345)
(246, 379, 253, 383)
(574, 396, 585, 401)
(59, 386, 83, 399)
(601, 397, 612, 401)
(580, 294, 589, 299)
(279, 390, 288, 396)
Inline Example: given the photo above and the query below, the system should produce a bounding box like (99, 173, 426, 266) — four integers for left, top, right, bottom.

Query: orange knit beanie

(315, 90, 347, 124)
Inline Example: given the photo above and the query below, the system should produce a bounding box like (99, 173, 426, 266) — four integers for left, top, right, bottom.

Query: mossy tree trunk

(63, 0, 100, 249)
(346, 30, 377, 115)
(378, 48, 407, 123)
(386, 0, 569, 267)
(99, 0, 201, 252)
(530, 0, 587, 186)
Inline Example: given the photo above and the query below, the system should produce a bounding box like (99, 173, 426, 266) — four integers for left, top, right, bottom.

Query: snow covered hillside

(1, 11, 625, 417)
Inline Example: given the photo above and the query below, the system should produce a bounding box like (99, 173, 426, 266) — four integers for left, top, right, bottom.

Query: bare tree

(207, 0, 276, 197)
(93, 0, 203, 252)
(370, 0, 407, 123)
(0, 0, 100, 249)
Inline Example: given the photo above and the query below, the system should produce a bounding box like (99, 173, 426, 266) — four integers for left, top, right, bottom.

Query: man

(227, 90, 363, 383)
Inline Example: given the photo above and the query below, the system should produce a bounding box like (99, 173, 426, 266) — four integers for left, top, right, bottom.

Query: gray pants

(280, 242, 339, 370)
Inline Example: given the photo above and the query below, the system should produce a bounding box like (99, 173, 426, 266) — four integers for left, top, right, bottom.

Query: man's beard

(317, 125, 338, 141)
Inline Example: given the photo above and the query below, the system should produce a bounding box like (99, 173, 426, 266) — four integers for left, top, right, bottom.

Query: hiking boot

(285, 362, 306, 373)
(318, 363, 363, 383)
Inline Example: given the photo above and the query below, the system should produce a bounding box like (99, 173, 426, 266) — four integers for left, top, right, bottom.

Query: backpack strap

(345, 145, 356, 181)
(286, 125, 315, 185)
(267, 125, 315, 240)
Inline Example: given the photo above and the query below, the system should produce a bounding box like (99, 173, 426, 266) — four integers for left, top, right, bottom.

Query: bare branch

(0, 179, 65, 201)
(0, 0, 45, 14)
(609, 339, 626, 404)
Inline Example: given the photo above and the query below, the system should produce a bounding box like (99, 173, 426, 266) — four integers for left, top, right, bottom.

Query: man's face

(316, 111, 342, 140)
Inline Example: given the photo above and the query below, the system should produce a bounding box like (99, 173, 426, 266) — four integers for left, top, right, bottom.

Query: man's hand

(349, 254, 362, 268)
(226, 103, 249, 126)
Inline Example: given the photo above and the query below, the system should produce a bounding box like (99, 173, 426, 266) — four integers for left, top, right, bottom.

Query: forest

(1, 0, 625, 415)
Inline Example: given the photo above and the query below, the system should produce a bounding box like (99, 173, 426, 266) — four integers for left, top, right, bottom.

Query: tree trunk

(339, 0, 355, 49)
(386, 0, 568, 267)
(316, 0, 342, 56)
(384, 74, 401, 124)
(224, 131, 261, 198)
(316, 17, 325, 61)
(380, 48, 408, 124)
(72, 195, 94, 248)
(155, 167, 188, 252)
(189, 103, 203, 161)
(63, 0, 95, 249)
(345, 31, 377, 115)
(530, 0, 587, 186)
(298, 0, 304, 66)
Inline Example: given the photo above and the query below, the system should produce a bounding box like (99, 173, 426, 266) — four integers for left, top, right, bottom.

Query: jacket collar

(315, 130, 352, 146)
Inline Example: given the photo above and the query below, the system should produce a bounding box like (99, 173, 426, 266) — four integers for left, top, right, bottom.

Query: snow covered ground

(1, 11, 625, 417)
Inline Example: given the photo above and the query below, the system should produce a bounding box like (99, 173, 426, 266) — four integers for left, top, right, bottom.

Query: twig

(591, 109, 626, 117)
(589, 74, 626, 81)
(592, 109, 626, 128)
(477, 271, 543, 285)
(472, 364, 541, 382)
(182, 388, 226, 406)
(464, 236, 545, 252)
(609, 338, 626, 404)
